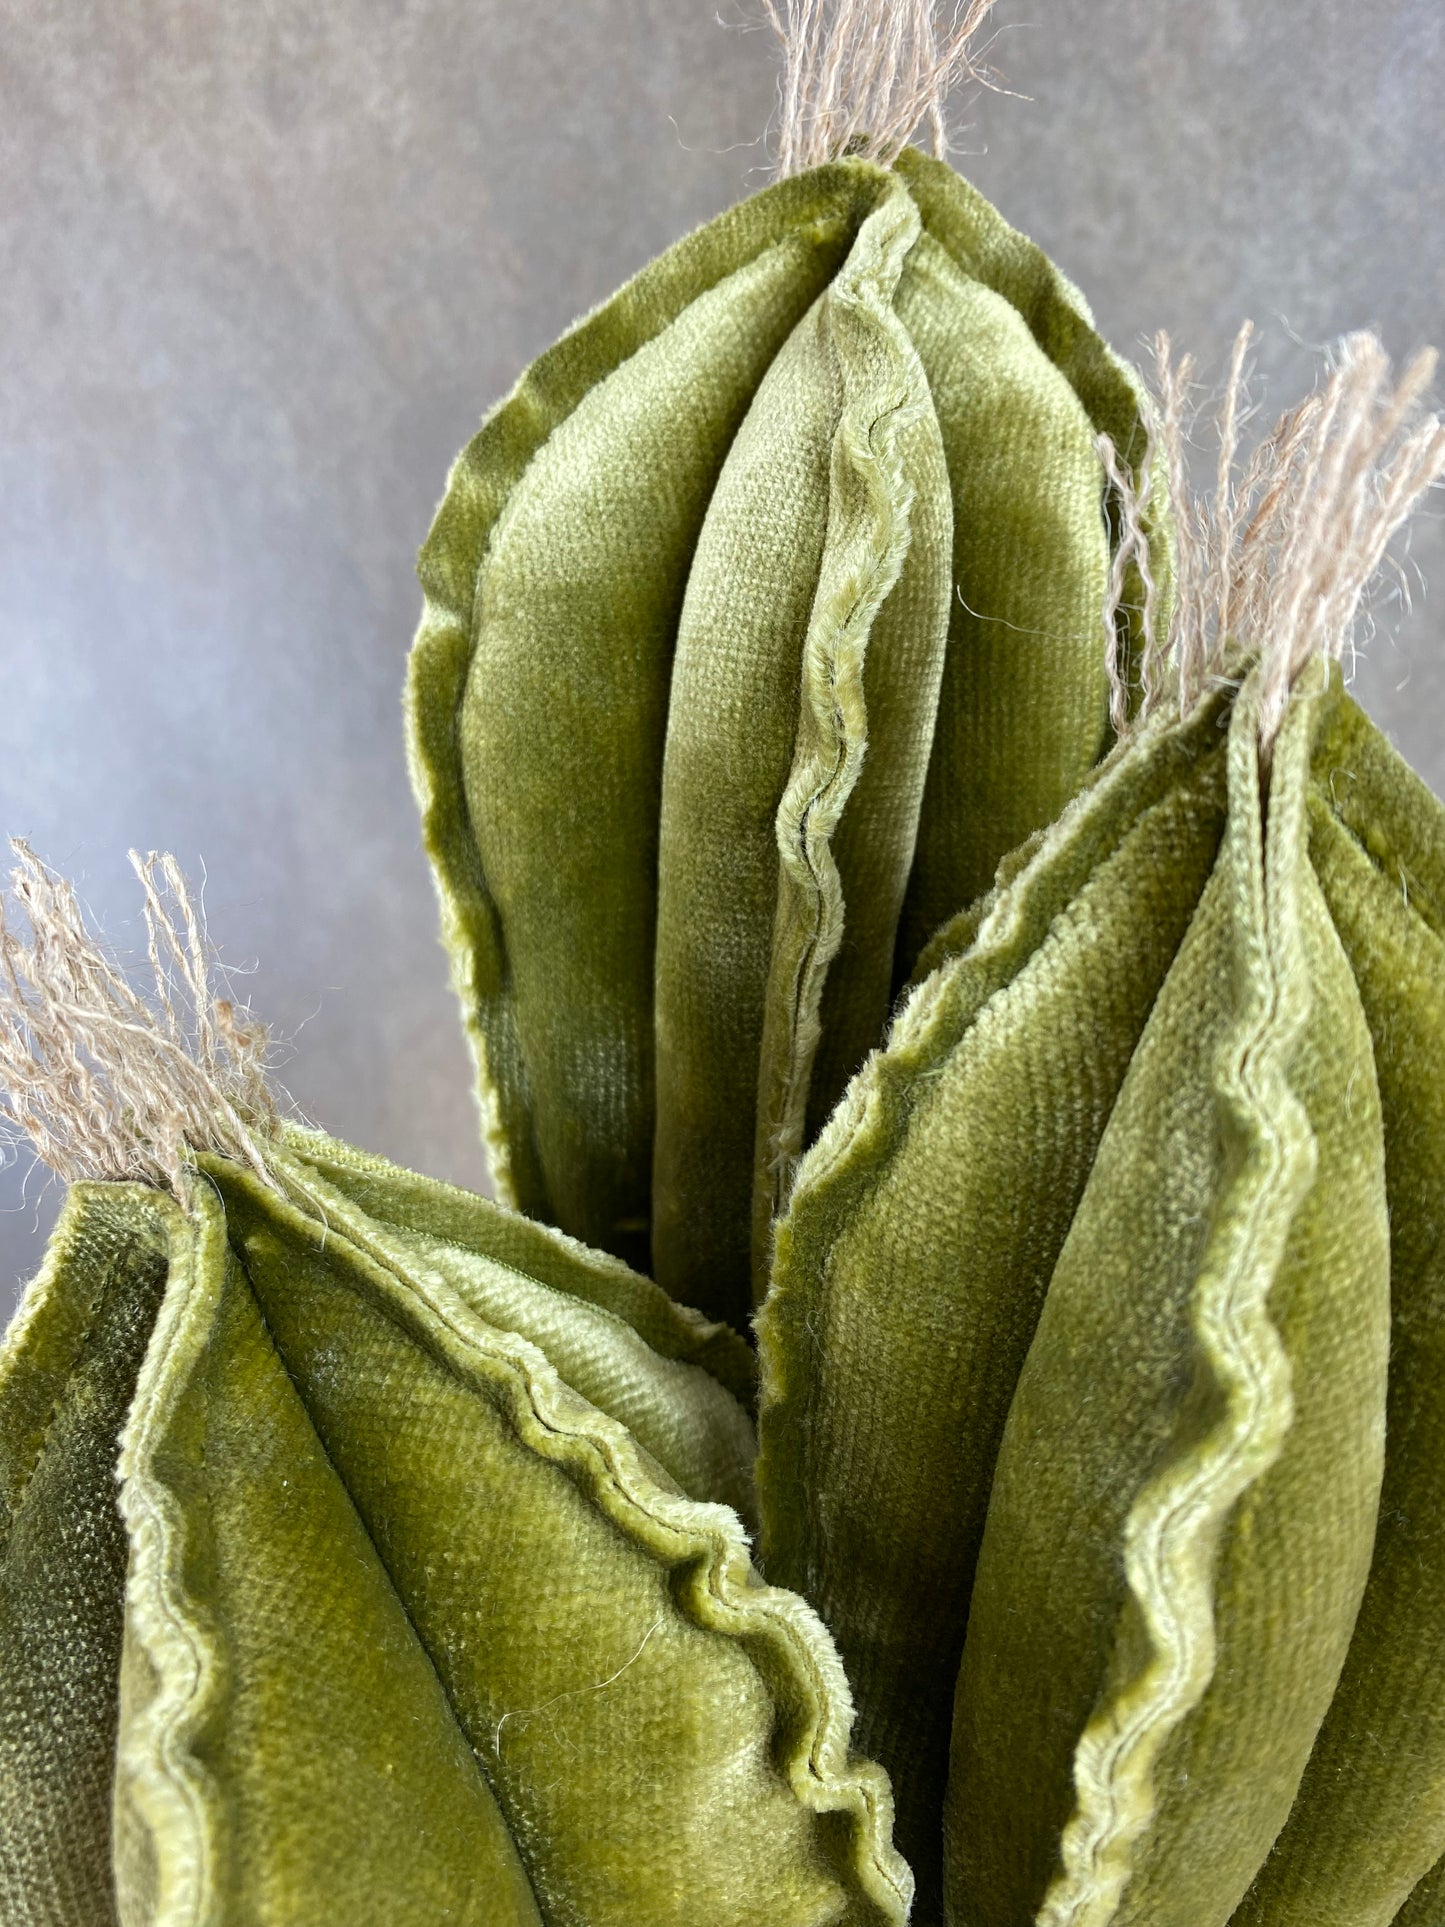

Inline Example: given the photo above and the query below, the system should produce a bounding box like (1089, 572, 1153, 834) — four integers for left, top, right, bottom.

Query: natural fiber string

(763, 0, 1000, 176)
(1101, 327, 1445, 757)
(1097, 427, 1162, 738)
(0, 841, 280, 1200)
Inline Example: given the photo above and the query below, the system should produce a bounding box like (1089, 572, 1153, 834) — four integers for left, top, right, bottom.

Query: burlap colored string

(0, 840, 279, 1199)
(1101, 326, 1445, 753)
(764, 0, 1001, 175)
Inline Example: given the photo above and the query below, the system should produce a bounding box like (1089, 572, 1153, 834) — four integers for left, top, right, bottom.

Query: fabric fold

(409, 153, 1164, 1329)
(4, 1125, 910, 1927)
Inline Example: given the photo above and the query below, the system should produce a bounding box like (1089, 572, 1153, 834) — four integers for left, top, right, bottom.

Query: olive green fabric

(410, 152, 1163, 1332)
(1397, 1855, 1445, 1927)
(436, 190, 866, 1277)
(13, 117, 1445, 1927)
(950, 673, 1388, 1927)
(888, 148, 1166, 969)
(0, 1187, 169, 1927)
(758, 661, 1445, 1927)
(652, 171, 952, 1316)
(1229, 707, 1445, 1926)
(111, 1177, 542, 1927)
(756, 703, 1232, 1921)
(1, 1128, 908, 1926)
(410, 159, 887, 1287)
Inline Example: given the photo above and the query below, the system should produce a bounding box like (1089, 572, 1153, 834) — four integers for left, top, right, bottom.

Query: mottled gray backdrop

(3, 0, 1443, 1310)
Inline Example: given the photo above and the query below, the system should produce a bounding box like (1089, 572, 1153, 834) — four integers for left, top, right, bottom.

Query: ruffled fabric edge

(750, 169, 935, 1286)
(756, 694, 1228, 1583)
(406, 161, 894, 1217)
(113, 1152, 913, 1926)
(1036, 664, 1327, 1927)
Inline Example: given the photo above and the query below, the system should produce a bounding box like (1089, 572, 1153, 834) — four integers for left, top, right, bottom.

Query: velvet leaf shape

(0, 1125, 909, 1927)
(756, 660, 1445, 1927)
(408, 150, 1166, 1332)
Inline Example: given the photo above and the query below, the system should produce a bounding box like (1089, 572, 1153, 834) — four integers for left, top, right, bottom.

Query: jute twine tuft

(764, 0, 1000, 176)
(1102, 327, 1445, 757)
(0, 842, 281, 1198)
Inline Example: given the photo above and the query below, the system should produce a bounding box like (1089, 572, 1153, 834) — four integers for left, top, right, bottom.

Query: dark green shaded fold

(0, 1187, 169, 1927)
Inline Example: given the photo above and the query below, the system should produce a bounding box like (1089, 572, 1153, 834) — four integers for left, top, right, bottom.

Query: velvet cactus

(4, 6, 1445, 1925)
(407, 145, 1164, 1333)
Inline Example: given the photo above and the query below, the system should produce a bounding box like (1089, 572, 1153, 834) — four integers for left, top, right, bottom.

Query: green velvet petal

(410, 160, 890, 1273)
(756, 702, 1228, 1919)
(1228, 708, 1445, 1926)
(454, 217, 867, 1273)
(113, 1182, 541, 1927)
(759, 666, 1423, 1927)
(0, 1186, 169, 1927)
(281, 1126, 757, 1412)
(791, 237, 955, 1152)
(0, 1133, 909, 1923)
(892, 149, 1169, 715)
(889, 156, 1143, 967)
(265, 1132, 758, 1527)
(985, 674, 1389, 1927)
(653, 167, 954, 1323)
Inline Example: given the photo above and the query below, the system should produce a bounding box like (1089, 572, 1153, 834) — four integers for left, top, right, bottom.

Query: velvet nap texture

(7, 141, 1445, 1927)
(757, 660, 1445, 1926)
(408, 148, 1167, 1333)
(0, 1126, 907, 1927)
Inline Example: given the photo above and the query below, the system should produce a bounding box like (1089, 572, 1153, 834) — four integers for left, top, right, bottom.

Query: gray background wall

(2, 0, 1442, 1310)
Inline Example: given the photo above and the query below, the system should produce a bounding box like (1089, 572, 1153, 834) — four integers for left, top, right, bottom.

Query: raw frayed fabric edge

(754, 170, 926, 1283)
(763, 0, 1002, 176)
(1036, 669, 1322, 1927)
(1100, 326, 1445, 758)
(0, 841, 282, 1203)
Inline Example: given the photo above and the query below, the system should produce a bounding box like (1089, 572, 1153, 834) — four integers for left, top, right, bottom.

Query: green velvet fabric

(757, 702, 1233, 1919)
(8, 131, 1444, 1927)
(0, 1188, 169, 1926)
(409, 152, 1164, 1332)
(1397, 1855, 1445, 1927)
(757, 662, 1445, 1927)
(1230, 705, 1445, 1927)
(1, 1128, 907, 1926)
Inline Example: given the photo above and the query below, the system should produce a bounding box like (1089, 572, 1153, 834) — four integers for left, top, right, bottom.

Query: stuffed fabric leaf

(409, 147, 1168, 1329)
(0, 854, 908, 1927)
(756, 335, 1445, 1924)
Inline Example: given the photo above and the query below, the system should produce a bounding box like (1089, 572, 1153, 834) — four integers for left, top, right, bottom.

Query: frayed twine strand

(1102, 325, 1445, 756)
(763, 0, 1000, 176)
(0, 841, 281, 1200)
